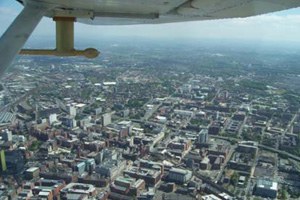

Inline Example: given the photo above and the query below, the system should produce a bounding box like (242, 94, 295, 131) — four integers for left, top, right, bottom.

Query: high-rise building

(101, 113, 111, 127)
(80, 116, 91, 128)
(95, 107, 102, 116)
(65, 117, 77, 128)
(198, 129, 208, 144)
(208, 124, 220, 135)
(0, 150, 24, 174)
(76, 162, 86, 175)
(122, 109, 130, 117)
(0, 150, 6, 172)
(67, 105, 76, 117)
(1, 129, 12, 142)
(49, 113, 57, 125)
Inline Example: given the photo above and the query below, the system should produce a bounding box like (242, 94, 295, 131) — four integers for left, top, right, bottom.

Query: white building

(95, 107, 102, 115)
(80, 116, 91, 128)
(67, 105, 76, 117)
(174, 109, 194, 117)
(61, 183, 96, 196)
(103, 82, 117, 86)
(201, 194, 222, 200)
(101, 113, 111, 127)
(49, 113, 57, 125)
(254, 179, 278, 198)
(1, 129, 12, 142)
(152, 132, 165, 146)
(156, 116, 167, 124)
(168, 168, 192, 184)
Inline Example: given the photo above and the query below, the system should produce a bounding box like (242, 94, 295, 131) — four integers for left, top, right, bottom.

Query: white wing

(0, 0, 300, 76)
(38, 0, 300, 25)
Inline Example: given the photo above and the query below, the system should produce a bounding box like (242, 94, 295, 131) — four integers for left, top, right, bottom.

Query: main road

(210, 135, 300, 162)
(215, 144, 237, 183)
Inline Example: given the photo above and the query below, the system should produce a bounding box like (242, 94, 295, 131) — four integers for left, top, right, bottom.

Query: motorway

(0, 87, 39, 112)
(210, 135, 300, 162)
(258, 144, 300, 162)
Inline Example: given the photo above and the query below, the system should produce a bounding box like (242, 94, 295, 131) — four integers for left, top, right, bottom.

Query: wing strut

(0, 5, 48, 77)
(19, 17, 100, 59)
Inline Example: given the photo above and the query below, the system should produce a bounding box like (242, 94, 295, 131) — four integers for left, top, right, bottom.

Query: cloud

(0, 7, 19, 15)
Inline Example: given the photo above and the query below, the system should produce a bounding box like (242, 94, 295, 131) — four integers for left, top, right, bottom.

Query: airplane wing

(0, 4, 49, 76)
(0, 0, 300, 77)
(43, 0, 300, 25)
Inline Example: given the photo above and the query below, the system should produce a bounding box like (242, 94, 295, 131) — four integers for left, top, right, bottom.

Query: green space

(28, 141, 42, 151)
(190, 118, 210, 126)
(240, 80, 267, 91)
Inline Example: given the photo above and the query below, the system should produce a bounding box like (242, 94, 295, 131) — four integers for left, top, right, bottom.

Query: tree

(281, 186, 288, 200)
(28, 141, 42, 151)
(231, 171, 239, 187)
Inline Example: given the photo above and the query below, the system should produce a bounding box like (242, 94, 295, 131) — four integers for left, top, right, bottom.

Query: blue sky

(1, 0, 300, 44)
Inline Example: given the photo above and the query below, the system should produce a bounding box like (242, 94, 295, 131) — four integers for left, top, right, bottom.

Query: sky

(1, 0, 300, 45)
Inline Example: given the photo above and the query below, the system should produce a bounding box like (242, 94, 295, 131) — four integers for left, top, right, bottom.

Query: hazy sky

(1, 0, 300, 44)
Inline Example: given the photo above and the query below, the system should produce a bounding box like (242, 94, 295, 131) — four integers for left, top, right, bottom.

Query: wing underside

(67, 0, 300, 25)
(18, 0, 300, 25)
(0, 0, 299, 76)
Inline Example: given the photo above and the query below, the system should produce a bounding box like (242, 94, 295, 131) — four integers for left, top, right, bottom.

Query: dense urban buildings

(0, 39, 300, 200)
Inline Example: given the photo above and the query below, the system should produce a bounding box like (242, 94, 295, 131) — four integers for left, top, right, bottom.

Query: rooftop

(26, 167, 39, 173)
(257, 179, 278, 191)
(170, 168, 189, 175)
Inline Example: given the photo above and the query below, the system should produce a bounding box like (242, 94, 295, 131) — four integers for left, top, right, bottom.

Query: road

(0, 83, 47, 112)
(142, 95, 172, 121)
(210, 89, 221, 103)
(237, 116, 247, 138)
(211, 134, 300, 163)
(0, 89, 34, 112)
(215, 144, 237, 183)
(258, 144, 300, 162)
(142, 101, 162, 121)
(193, 171, 241, 199)
(284, 114, 298, 135)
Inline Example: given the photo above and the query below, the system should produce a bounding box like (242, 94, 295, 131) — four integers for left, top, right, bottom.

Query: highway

(0, 88, 37, 112)
(210, 135, 300, 162)
(258, 144, 300, 162)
